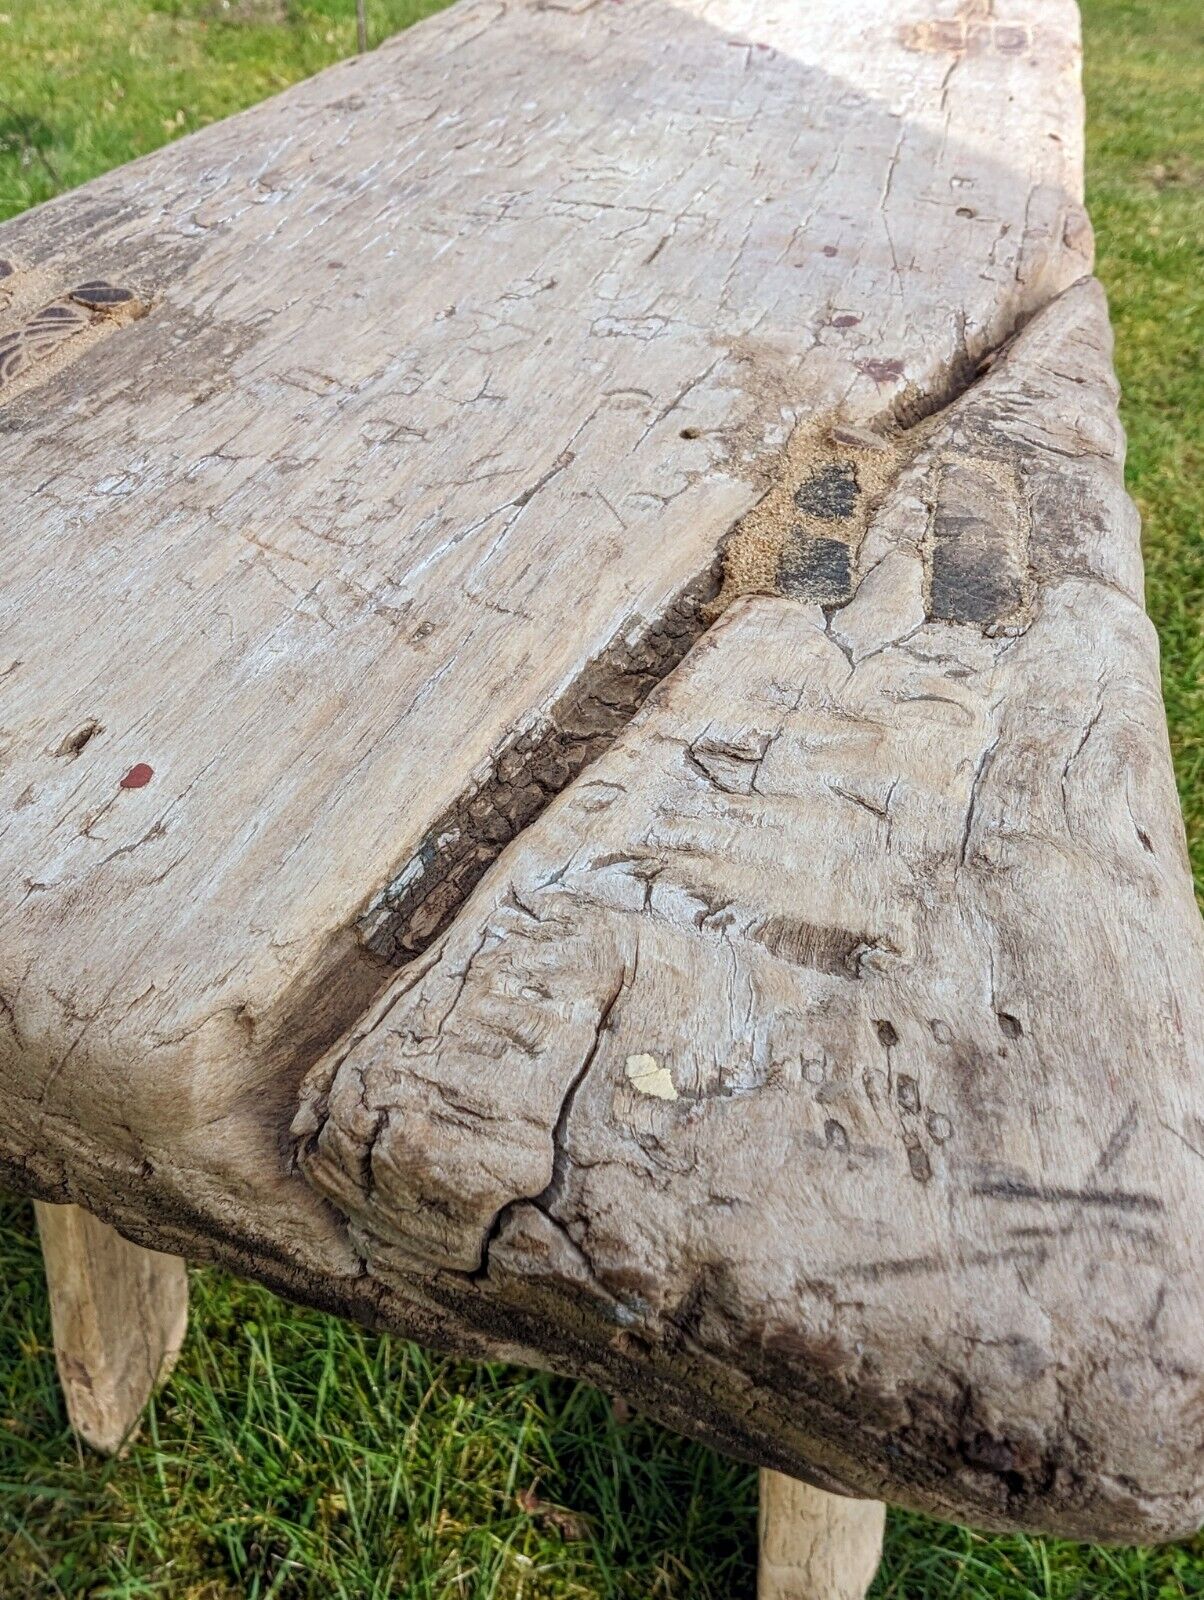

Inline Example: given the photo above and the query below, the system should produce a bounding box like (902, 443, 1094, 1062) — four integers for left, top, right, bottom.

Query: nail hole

(874, 1019, 899, 1048)
(897, 1074, 921, 1114)
(824, 1118, 849, 1150)
(56, 720, 102, 759)
(1136, 828, 1154, 854)
(679, 427, 701, 440)
(927, 1111, 952, 1143)
(997, 1012, 1023, 1039)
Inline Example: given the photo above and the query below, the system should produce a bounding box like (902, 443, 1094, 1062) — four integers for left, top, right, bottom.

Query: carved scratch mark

(973, 1180, 1164, 1214)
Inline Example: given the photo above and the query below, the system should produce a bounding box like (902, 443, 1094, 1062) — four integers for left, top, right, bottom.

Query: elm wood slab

(0, 0, 1087, 1294)
(1, 0, 1198, 1545)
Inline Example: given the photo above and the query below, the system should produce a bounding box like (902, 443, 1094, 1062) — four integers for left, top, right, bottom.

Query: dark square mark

(793, 461, 858, 521)
(930, 540, 1023, 625)
(778, 534, 852, 604)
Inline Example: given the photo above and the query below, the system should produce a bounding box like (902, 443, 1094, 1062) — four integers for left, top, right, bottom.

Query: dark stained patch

(900, 18, 964, 53)
(70, 279, 138, 310)
(1022, 458, 1117, 587)
(0, 259, 14, 279)
(927, 460, 1027, 627)
(929, 533, 1024, 624)
(777, 533, 852, 604)
(794, 461, 858, 520)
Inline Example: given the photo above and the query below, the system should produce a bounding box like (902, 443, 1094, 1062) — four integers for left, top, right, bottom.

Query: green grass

(1, 0, 1201, 1595)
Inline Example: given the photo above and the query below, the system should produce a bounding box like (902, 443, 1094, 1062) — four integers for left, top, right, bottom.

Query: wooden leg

(34, 1202, 188, 1455)
(758, 1470, 885, 1600)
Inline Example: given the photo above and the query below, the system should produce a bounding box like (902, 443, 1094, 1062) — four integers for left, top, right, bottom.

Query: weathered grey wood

(33, 1203, 187, 1454)
(3, 0, 1199, 1543)
(296, 280, 1204, 1542)
(759, 1473, 885, 1600)
(0, 0, 1087, 1266)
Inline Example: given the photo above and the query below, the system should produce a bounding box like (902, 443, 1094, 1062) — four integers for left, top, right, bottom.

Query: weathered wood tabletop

(1, 0, 1200, 1548)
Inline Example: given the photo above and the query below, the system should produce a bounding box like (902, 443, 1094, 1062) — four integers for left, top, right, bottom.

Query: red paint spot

(831, 314, 861, 329)
(822, 245, 838, 257)
(119, 762, 154, 789)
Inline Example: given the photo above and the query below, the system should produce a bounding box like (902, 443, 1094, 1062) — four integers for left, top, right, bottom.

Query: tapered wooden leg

(34, 1202, 188, 1455)
(758, 1471, 885, 1600)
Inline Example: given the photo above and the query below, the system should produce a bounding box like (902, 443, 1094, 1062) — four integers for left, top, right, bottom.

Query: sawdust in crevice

(0, 268, 149, 408)
(710, 417, 907, 617)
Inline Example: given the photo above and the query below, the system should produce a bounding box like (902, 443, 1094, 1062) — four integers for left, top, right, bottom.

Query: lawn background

(1, 0, 1201, 1595)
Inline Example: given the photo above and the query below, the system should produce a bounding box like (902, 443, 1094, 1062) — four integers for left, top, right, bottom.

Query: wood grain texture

(33, 1203, 187, 1454)
(0, 0, 1087, 1272)
(296, 281, 1204, 1541)
(758, 1472, 885, 1600)
(6, 0, 1197, 1541)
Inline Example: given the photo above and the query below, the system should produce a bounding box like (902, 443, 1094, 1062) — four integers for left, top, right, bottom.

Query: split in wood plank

(297, 281, 1204, 1543)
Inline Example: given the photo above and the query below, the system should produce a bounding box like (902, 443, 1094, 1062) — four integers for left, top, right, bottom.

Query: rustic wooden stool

(3, 2, 1201, 1592)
